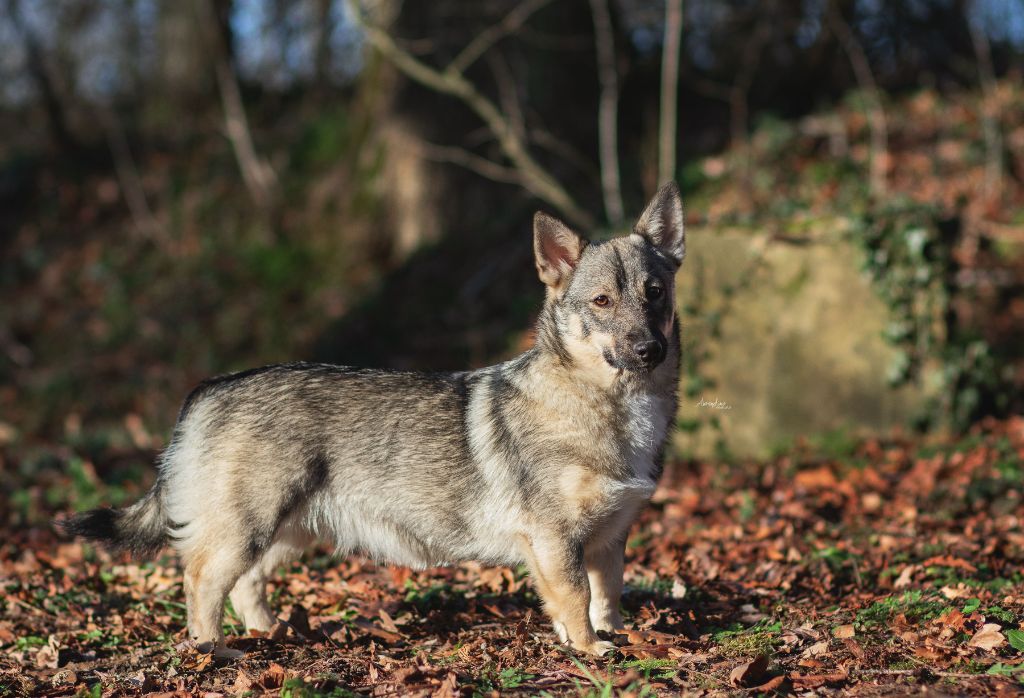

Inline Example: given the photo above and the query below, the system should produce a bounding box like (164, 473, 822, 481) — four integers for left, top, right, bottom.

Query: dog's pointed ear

(534, 212, 587, 289)
(634, 181, 685, 266)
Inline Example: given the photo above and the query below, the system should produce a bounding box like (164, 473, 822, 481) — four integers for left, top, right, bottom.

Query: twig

(588, 0, 624, 225)
(853, 668, 1007, 679)
(411, 139, 523, 185)
(530, 127, 600, 184)
(485, 51, 527, 143)
(351, 0, 593, 227)
(658, 0, 683, 186)
(446, 0, 554, 76)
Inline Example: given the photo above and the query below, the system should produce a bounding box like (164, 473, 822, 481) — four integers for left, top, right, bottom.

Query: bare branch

(588, 0, 624, 225)
(352, 1, 593, 227)
(485, 51, 527, 143)
(658, 0, 683, 187)
(530, 128, 600, 184)
(99, 109, 161, 240)
(194, 0, 278, 211)
(411, 140, 523, 185)
(827, 4, 887, 199)
(446, 0, 554, 76)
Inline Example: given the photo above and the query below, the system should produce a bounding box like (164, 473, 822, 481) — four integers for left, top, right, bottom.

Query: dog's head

(534, 182, 685, 375)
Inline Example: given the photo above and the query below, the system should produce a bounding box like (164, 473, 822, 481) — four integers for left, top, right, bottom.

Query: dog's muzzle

(632, 339, 665, 367)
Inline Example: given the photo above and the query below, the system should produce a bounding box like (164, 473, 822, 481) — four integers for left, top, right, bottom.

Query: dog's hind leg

(182, 535, 250, 659)
(229, 525, 312, 633)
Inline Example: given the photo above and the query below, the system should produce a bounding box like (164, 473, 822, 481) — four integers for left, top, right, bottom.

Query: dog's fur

(61, 182, 686, 658)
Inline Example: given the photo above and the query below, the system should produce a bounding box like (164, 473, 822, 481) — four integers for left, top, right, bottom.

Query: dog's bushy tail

(59, 483, 168, 557)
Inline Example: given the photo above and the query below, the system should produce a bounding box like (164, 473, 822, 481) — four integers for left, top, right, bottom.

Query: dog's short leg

(229, 529, 310, 632)
(183, 543, 248, 659)
(228, 566, 275, 633)
(519, 534, 615, 656)
(585, 539, 625, 634)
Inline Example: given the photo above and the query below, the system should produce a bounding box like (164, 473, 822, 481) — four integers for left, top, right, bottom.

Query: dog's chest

(554, 390, 671, 526)
(619, 391, 672, 481)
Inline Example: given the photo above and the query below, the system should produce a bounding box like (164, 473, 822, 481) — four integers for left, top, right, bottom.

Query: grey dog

(61, 182, 686, 658)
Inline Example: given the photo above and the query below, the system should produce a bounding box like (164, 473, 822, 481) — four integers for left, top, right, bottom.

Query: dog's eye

(593, 295, 611, 307)
(647, 286, 664, 300)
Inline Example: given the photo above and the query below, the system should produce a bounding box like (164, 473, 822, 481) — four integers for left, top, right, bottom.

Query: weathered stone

(673, 222, 933, 458)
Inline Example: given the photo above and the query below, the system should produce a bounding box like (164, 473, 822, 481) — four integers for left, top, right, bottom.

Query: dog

(60, 182, 686, 658)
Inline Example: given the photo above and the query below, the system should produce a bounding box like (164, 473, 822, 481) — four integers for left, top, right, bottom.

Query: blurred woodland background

(2, 0, 1024, 487)
(4, 3, 1024, 694)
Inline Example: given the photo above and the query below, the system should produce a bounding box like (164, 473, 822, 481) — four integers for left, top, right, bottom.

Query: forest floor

(1, 418, 1023, 696)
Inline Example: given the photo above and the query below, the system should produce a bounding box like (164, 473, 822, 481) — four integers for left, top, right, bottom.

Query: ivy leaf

(1007, 629, 1024, 653)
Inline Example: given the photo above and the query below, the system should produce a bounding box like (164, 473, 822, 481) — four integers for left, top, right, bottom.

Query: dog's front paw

(552, 620, 569, 644)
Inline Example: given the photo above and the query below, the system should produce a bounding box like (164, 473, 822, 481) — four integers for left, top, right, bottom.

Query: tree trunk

(658, 0, 683, 187)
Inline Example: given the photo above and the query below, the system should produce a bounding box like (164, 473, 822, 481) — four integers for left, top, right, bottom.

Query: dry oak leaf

(377, 608, 402, 634)
(618, 628, 678, 645)
(801, 640, 830, 658)
(617, 644, 671, 660)
(259, 663, 289, 689)
(729, 655, 770, 687)
(968, 623, 1006, 651)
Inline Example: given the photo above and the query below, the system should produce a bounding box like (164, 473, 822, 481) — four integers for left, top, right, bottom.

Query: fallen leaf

(391, 665, 422, 683)
(793, 466, 837, 490)
(843, 639, 865, 659)
(833, 624, 855, 639)
(259, 663, 287, 689)
(802, 640, 830, 658)
(789, 668, 849, 689)
(922, 556, 977, 573)
(34, 636, 59, 669)
(968, 623, 1006, 651)
(894, 565, 918, 588)
(729, 655, 770, 687)
(434, 671, 459, 698)
(354, 619, 403, 643)
(232, 671, 254, 693)
(940, 585, 971, 600)
(378, 608, 401, 634)
(753, 675, 786, 692)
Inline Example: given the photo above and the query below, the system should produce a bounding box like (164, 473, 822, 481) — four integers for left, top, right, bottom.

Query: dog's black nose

(633, 339, 664, 365)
